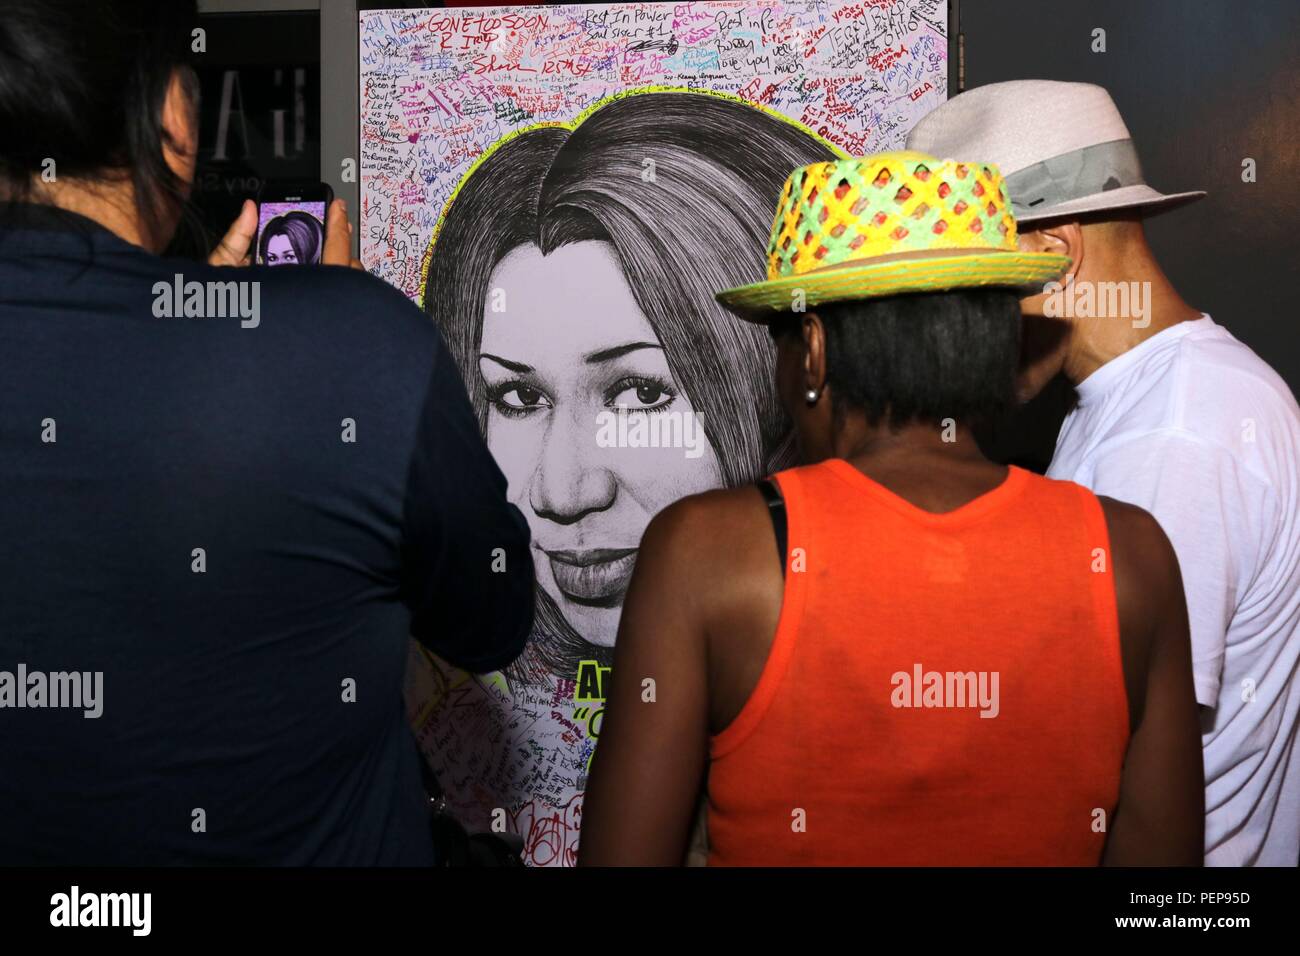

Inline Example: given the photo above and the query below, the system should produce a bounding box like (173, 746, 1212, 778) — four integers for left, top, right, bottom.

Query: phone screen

(256, 200, 327, 266)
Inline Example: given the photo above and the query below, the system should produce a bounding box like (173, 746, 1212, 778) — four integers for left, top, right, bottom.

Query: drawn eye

(607, 377, 676, 411)
(498, 386, 546, 409)
(487, 382, 551, 418)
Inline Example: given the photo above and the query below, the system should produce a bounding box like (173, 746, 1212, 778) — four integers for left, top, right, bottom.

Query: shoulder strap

(756, 479, 787, 578)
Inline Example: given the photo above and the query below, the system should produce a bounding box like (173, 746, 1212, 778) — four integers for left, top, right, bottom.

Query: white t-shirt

(1048, 315, 1300, 866)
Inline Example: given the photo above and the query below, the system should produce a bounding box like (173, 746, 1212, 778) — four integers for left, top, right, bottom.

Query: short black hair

(771, 288, 1022, 429)
(0, 0, 199, 247)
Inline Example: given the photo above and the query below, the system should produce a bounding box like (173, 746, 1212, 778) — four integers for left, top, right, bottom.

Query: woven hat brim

(717, 252, 1072, 320)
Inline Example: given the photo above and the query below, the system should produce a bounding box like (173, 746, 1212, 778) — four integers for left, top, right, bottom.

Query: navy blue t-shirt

(0, 208, 534, 864)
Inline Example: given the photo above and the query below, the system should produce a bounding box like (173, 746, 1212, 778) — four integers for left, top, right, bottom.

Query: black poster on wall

(169, 10, 321, 258)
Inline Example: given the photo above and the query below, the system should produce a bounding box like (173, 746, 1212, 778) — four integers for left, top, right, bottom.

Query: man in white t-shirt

(909, 81, 1300, 865)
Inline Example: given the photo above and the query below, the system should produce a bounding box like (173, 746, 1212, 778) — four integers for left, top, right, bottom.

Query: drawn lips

(545, 548, 638, 606)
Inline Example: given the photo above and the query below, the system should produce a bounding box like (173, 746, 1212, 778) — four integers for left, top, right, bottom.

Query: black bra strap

(756, 479, 787, 578)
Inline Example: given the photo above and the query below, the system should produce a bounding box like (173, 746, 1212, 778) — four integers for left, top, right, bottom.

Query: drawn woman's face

(479, 241, 723, 645)
(265, 233, 298, 266)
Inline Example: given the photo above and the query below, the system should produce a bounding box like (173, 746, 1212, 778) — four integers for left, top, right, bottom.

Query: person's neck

(1063, 249, 1203, 384)
(814, 416, 1005, 513)
(26, 176, 151, 250)
(830, 419, 991, 471)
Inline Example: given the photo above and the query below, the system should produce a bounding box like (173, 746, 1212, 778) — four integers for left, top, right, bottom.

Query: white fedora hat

(906, 80, 1205, 225)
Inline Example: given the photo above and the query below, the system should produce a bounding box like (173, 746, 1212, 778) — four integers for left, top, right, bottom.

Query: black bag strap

(756, 479, 787, 579)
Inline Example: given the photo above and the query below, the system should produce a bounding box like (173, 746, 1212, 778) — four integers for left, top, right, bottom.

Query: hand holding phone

(256, 182, 332, 266)
(208, 195, 359, 270)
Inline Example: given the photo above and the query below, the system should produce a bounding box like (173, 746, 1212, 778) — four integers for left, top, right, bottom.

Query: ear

(161, 67, 199, 186)
(1018, 220, 1084, 280)
(801, 311, 828, 393)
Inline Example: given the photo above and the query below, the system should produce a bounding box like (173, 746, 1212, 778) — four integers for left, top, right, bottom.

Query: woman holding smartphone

(0, 0, 533, 865)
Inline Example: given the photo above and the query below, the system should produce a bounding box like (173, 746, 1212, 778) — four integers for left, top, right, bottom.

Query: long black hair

(424, 91, 836, 683)
(0, 0, 199, 249)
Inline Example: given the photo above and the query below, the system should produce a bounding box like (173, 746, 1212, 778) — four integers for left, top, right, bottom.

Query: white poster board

(362, 0, 949, 866)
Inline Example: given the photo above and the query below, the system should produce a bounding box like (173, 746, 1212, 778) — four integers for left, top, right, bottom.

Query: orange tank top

(707, 459, 1130, 866)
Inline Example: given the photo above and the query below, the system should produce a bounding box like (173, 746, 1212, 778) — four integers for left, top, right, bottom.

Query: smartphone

(255, 182, 332, 267)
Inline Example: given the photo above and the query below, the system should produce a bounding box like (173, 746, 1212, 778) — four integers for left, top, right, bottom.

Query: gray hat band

(1004, 138, 1144, 214)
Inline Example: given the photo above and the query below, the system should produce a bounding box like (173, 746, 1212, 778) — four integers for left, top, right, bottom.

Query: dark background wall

(959, 0, 1300, 468)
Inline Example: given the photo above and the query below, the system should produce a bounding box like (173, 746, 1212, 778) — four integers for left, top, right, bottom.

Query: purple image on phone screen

(256, 201, 326, 266)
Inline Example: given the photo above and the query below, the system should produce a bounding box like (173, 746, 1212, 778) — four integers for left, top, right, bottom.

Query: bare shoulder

(1096, 496, 1182, 585)
(638, 486, 780, 615)
(1096, 495, 1187, 637)
(642, 485, 774, 563)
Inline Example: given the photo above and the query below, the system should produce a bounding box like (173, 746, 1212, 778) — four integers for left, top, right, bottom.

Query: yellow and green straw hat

(717, 150, 1071, 318)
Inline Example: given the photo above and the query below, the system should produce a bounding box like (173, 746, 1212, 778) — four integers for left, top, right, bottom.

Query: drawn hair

(258, 211, 324, 265)
(424, 92, 835, 682)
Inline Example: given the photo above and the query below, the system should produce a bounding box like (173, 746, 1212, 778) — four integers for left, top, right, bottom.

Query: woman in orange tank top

(579, 154, 1203, 866)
